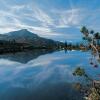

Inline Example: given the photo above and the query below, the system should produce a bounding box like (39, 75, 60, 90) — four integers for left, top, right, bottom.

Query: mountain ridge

(0, 29, 64, 49)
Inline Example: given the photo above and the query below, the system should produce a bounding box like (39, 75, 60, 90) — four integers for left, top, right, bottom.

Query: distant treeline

(0, 40, 29, 54)
(64, 41, 90, 51)
(0, 39, 90, 54)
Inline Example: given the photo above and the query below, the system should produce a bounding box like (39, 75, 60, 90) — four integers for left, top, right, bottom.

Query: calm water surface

(0, 50, 99, 100)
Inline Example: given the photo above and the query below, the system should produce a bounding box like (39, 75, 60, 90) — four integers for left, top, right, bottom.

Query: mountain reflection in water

(0, 49, 55, 64)
(0, 50, 94, 100)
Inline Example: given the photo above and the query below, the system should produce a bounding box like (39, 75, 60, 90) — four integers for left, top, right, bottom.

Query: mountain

(0, 29, 64, 49)
(0, 29, 39, 43)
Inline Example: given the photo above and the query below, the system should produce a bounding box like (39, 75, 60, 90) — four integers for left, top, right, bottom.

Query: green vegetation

(73, 67, 85, 76)
(80, 26, 100, 52)
(72, 26, 100, 100)
(73, 67, 100, 100)
(88, 88, 100, 100)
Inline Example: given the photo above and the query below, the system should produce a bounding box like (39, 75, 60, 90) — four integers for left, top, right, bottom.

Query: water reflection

(0, 50, 96, 100)
(0, 49, 55, 64)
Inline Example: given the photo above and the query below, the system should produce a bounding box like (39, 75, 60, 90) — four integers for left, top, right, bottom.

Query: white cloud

(51, 8, 83, 28)
(0, 2, 83, 41)
(1, 1, 100, 41)
(29, 5, 54, 26)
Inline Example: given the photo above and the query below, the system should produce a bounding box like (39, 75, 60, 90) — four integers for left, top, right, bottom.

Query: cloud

(53, 9, 82, 28)
(29, 5, 54, 26)
(1, 0, 100, 41)
(0, 2, 83, 41)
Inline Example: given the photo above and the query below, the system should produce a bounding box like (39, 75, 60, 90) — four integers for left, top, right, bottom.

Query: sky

(0, 0, 100, 42)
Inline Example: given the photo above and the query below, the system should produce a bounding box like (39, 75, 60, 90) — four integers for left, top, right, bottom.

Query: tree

(94, 32, 100, 39)
(90, 30, 94, 34)
(64, 41, 67, 48)
(80, 26, 89, 37)
(80, 26, 99, 59)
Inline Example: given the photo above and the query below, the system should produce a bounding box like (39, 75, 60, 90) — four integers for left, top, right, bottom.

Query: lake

(0, 50, 100, 100)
